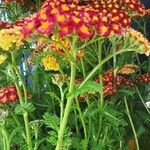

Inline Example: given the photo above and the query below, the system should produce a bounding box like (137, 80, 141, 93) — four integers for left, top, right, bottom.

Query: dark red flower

(0, 86, 19, 103)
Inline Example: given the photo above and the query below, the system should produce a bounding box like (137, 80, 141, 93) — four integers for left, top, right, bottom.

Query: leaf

(43, 113, 60, 131)
(67, 81, 102, 98)
(9, 127, 23, 144)
(15, 102, 35, 114)
(47, 131, 58, 146)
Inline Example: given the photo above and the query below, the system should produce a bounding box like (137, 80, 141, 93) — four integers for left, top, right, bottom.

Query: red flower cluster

(102, 69, 134, 96)
(75, 70, 150, 100)
(0, 86, 19, 103)
(0, 19, 25, 29)
(102, 70, 150, 96)
(135, 73, 150, 84)
(122, 0, 145, 15)
(21, 0, 134, 39)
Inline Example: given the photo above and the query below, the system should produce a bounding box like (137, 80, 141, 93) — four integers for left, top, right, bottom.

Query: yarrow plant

(0, 0, 150, 150)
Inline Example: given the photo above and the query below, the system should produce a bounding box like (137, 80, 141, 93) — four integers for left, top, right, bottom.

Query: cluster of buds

(21, 0, 137, 39)
(0, 86, 19, 103)
(52, 74, 68, 87)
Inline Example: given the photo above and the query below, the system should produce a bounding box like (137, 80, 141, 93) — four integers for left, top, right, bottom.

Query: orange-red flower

(19, 0, 145, 39)
(76, 23, 93, 39)
(37, 20, 54, 35)
(0, 86, 18, 103)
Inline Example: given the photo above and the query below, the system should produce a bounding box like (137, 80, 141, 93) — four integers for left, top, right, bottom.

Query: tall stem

(56, 36, 77, 150)
(75, 98, 87, 140)
(96, 40, 104, 143)
(59, 86, 64, 123)
(11, 52, 33, 150)
(79, 49, 134, 89)
(124, 97, 140, 150)
(1, 122, 10, 150)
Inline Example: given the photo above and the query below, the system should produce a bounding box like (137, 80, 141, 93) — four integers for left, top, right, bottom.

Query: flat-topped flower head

(0, 86, 18, 103)
(126, 28, 150, 56)
(0, 27, 22, 51)
(42, 55, 59, 71)
(20, 0, 146, 39)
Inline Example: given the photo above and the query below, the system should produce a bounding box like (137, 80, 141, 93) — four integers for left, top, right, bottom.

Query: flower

(118, 64, 138, 75)
(0, 86, 19, 103)
(52, 74, 68, 87)
(126, 28, 150, 56)
(37, 21, 54, 35)
(21, 0, 140, 39)
(77, 23, 93, 39)
(0, 109, 9, 121)
(135, 73, 150, 83)
(42, 55, 59, 71)
(122, 0, 145, 16)
(0, 27, 22, 51)
(101, 68, 134, 96)
(0, 54, 7, 64)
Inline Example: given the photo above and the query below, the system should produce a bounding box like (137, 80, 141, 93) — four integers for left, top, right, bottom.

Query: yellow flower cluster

(0, 54, 7, 64)
(0, 27, 22, 51)
(126, 28, 150, 56)
(118, 64, 138, 75)
(42, 55, 59, 71)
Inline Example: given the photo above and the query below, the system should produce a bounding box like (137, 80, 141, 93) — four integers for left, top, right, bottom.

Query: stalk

(1, 122, 10, 150)
(56, 36, 77, 150)
(11, 52, 33, 150)
(79, 49, 135, 89)
(59, 86, 64, 123)
(75, 98, 87, 140)
(96, 40, 104, 143)
(124, 97, 140, 150)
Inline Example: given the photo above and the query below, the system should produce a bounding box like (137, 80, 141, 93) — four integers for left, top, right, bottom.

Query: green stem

(81, 58, 86, 77)
(135, 87, 150, 115)
(75, 98, 87, 140)
(1, 122, 10, 150)
(101, 127, 108, 148)
(11, 52, 33, 150)
(59, 86, 64, 123)
(73, 104, 80, 137)
(79, 49, 135, 89)
(96, 40, 104, 143)
(56, 36, 77, 150)
(23, 112, 33, 150)
(124, 97, 140, 150)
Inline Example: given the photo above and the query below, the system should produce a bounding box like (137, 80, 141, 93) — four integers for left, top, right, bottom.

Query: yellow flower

(42, 55, 59, 71)
(0, 54, 7, 64)
(118, 64, 138, 75)
(126, 28, 150, 56)
(0, 27, 22, 51)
